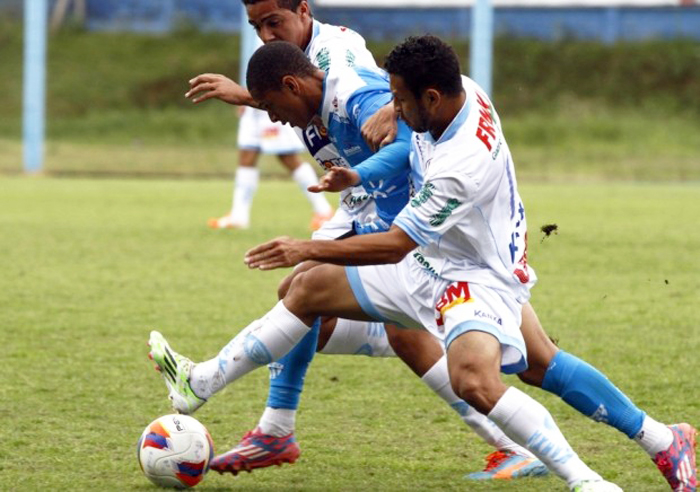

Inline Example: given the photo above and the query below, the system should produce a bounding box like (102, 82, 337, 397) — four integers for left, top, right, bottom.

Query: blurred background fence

(1, 0, 699, 180)
(1, 0, 699, 40)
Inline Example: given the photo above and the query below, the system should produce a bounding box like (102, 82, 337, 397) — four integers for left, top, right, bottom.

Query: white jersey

(296, 20, 379, 221)
(393, 76, 536, 303)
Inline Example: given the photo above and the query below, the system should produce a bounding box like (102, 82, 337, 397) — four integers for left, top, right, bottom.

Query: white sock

(488, 387, 602, 488)
(421, 357, 535, 458)
(258, 407, 297, 437)
(634, 415, 674, 457)
(230, 166, 259, 225)
(319, 319, 395, 357)
(292, 162, 332, 215)
(190, 302, 311, 399)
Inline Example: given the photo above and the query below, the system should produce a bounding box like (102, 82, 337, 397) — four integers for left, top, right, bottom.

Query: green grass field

(1, 176, 698, 491)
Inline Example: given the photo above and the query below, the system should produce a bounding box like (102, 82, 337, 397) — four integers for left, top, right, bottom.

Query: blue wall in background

(3, 1, 699, 42)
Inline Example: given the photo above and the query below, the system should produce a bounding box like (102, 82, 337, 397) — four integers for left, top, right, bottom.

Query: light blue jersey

(319, 65, 412, 234)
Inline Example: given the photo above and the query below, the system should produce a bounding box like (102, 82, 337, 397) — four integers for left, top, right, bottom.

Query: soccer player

(184, 0, 548, 480)
(208, 105, 333, 230)
(242, 38, 696, 491)
(150, 38, 628, 491)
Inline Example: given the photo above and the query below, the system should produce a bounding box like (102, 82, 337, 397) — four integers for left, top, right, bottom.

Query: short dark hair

(246, 41, 317, 96)
(384, 35, 463, 99)
(241, 0, 304, 11)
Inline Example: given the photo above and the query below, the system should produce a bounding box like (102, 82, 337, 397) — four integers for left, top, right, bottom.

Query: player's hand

(308, 166, 361, 193)
(361, 101, 398, 152)
(244, 236, 307, 270)
(185, 73, 252, 105)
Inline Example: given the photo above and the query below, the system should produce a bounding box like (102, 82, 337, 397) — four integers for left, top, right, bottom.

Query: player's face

(390, 74, 430, 133)
(255, 86, 313, 129)
(246, 0, 311, 47)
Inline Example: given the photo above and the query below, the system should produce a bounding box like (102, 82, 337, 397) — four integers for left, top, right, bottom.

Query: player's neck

(430, 90, 466, 141)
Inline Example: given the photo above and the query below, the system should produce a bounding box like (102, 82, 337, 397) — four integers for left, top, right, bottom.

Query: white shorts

(311, 197, 380, 240)
(345, 254, 527, 374)
(237, 107, 304, 155)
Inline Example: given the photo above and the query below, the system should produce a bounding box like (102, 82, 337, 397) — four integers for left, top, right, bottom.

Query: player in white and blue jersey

(149, 38, 628, 491)
(237, 36, 695, 491)
(181, 0, 549, 480)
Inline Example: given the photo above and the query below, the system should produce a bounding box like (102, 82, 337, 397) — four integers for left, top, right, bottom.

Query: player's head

(242, 0, 313, 47)
(384, 35, 463, 133)
(247, 41, 321, 128)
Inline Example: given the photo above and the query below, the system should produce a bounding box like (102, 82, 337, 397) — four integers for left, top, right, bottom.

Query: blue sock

(541, 350, 645, 438)
(265, 318, 321, 410)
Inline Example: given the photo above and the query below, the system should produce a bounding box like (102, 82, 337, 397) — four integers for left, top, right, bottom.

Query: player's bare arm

(245, 225, 417, 270)
(307, 166, 360, 193)
(361, 101, 398, 152)
(185, 73, 260, 108)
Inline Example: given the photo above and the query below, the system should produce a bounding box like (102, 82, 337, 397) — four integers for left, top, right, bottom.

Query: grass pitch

(0, 176, 698, 491)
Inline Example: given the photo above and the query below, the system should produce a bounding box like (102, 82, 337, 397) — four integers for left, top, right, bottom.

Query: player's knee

(450, 367, 502, 414)
(285, 269, 330, 316)
(277, 272, 295, 299)
(517, 366, 546, 387)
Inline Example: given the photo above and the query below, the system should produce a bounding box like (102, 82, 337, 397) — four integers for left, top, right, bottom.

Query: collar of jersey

(425, 92, 471, 146)
(305, 20, 321, 57)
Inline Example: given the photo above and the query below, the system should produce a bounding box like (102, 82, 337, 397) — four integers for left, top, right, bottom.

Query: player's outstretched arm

(308, 166, 361, 193)
(361, 101, 398, 152)
(185, 73, 259, 107)
(244, 226, 417, 270)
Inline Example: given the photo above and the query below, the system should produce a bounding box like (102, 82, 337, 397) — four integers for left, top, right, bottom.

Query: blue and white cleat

(148, 330, 206, 415)
(465, 450, 549, 480)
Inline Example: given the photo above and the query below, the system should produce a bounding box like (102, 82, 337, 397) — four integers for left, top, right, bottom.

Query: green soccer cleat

(148, 330, 206, 414)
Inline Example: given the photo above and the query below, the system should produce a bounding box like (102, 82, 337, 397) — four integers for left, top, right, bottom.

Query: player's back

(400, 76, 535, 300)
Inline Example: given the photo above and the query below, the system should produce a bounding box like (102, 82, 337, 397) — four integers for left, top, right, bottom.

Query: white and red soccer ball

(137, 414, 214, 488)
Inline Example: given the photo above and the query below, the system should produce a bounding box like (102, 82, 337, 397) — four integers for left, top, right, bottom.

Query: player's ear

(298, 1, 310, 18)
(282, 75, 301, 94)
(424, 88, 441, 111)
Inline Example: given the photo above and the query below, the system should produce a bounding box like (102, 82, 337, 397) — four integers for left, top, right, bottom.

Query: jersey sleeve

(393, 172, 478, 247)
(353, 120, 412, 183)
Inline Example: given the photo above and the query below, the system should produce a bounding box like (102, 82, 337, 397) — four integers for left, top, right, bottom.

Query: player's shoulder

(310, 21, 375, 71)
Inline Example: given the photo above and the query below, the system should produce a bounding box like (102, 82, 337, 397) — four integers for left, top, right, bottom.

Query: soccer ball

(137, 414, 214, 489)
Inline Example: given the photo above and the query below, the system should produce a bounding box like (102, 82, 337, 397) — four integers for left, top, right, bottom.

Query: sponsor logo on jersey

(435, 281, 473, 327)
(316, 47, 331, 72)
(302, 124, 332, 156)
(344, 145, 362, 156)
(345, 49, 356, 67)
(412, 251, 437, 276)
(474, 309, 502, 325)
(475, 90, 497, 151)
(430, 198, 461, 226)
(410, 182, 436, 207)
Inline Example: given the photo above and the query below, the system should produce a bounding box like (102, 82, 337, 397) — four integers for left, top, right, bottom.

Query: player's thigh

(285, 263, 373, 322)
(276, 153, 303, 172)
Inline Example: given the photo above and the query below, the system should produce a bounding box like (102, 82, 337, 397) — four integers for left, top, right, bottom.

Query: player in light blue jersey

(180, 0, 550, 480)
(148, 38, 630, 491)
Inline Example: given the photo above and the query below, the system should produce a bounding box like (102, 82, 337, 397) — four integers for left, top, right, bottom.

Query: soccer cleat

(209, 427, 300, 475)
(207, 214, 249, 230)
(571, 480, 623, 491)
(653, 423, 697, 491)
(148, 330, 206, 414)
(309, 210, 333, 231)
(465, 450, 549, 480)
